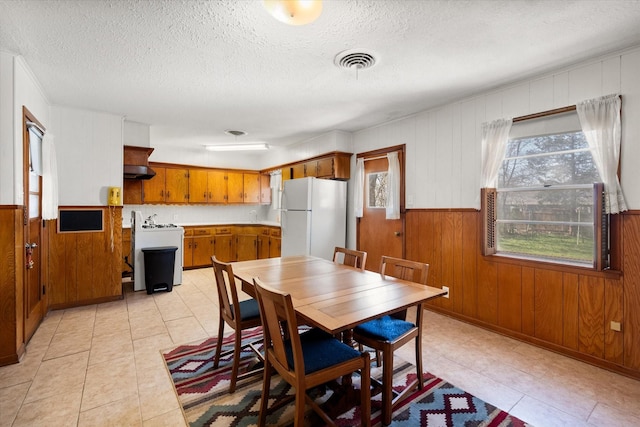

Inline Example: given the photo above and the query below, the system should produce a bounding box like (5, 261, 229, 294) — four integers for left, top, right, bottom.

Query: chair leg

(294, 387, 306, 427)
(381, 346, 394, 426)
(376, 350, 382, 368)
(258, 364, 272, 427)
(229, 328, 242, 393)
(360, 354, 372, 427)
(213, 316, 225, 368)
(415, 333, 424, 390)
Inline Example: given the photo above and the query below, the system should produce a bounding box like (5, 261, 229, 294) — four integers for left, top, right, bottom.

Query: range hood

(123, 145, 156, 180)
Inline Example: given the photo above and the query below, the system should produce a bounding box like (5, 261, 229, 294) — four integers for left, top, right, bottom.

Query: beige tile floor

(2, 268, 640, 426)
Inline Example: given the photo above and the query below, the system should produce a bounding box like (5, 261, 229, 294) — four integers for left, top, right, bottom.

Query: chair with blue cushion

(212, 256, 263, 393)
(253, 277, 371, 427)
(352, 256, 429, 425)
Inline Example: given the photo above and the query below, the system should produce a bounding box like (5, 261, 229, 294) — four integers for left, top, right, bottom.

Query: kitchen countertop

(123, 221, 280, 229)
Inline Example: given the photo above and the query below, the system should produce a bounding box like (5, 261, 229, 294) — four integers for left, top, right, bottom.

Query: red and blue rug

(162, 327, 531, 426)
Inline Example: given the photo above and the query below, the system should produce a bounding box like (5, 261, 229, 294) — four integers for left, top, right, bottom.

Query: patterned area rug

(162, 328, 531, 426)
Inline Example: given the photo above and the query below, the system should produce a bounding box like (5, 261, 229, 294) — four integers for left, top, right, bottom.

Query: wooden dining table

(232, 255, 446, 336)
(232, 255, 446, 421)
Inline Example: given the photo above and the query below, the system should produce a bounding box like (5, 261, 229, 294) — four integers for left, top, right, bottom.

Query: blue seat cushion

(285, 328, 361, 374)
(354, 315, 416, 342)
(230, 298, 261, 321)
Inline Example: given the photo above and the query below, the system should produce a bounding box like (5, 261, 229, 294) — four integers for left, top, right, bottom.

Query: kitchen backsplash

(122, 204, 278, 227)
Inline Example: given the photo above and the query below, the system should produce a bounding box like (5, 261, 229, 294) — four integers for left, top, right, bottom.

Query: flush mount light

(224, 129, 247, 137)
(205, 143, 269, 152)
(262, 0, 322, 26)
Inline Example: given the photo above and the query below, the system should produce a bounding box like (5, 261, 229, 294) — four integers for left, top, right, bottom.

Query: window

(367, 172, 388, 208)
(484, 110, 608, 268)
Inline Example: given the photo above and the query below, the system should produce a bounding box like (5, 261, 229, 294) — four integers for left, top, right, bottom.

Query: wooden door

(316, 157, 334, 178)
(292, 163, 305, 179)
(143, 167, 166, 203)
(258, 232, 270, 259)
(208, 170, 227, 204)
(357, 148, 405, 272)
(304, 160, 318, 177)
(188, 169, 209, 203)
(243, 173, 260, 204)
(23, 109, 46, 342)
(227, 171, 244, 203)
(165, 168, 189, 203)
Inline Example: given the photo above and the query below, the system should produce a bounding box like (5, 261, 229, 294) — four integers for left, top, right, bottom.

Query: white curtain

(42, 133, 59, 220)
(270, 170, 282, 210)
(480, 118, 512, 189)
(354, 158, 364, 218)
(577, 94, 627, 214)
(386, 152, 400, 220)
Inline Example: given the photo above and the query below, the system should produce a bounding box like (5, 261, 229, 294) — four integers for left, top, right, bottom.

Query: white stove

(131, 211, 184, 292)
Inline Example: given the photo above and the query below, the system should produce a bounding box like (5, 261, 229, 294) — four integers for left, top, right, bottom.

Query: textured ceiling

(1, 0, 640, 148)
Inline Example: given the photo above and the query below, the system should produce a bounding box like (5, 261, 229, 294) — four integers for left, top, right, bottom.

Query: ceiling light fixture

(205, 143, 269, 152)
(262, 0, 322, 26)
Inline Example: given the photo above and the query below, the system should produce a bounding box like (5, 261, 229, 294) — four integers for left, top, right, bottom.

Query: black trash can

(141, 246, 178, 294)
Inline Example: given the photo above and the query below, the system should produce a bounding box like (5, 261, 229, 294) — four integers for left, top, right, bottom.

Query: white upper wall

(352, 45, 640, 211)
(50, 105, 123, 206)
(0, 53, 49, 205)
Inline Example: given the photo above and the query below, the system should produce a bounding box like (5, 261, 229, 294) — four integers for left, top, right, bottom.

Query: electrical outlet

(442, 285, 449, 298)
(610, 321, 622, 332)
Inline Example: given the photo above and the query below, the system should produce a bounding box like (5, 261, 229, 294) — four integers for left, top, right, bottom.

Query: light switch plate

(442, 285, 449, 298)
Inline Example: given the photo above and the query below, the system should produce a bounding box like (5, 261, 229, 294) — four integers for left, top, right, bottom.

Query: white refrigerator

(281, 177, 347, 261)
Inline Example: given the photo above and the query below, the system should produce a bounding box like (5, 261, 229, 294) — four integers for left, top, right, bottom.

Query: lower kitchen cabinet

(258, 228, 270, 259)
(236, 234, 258, 261)
(269, 228, 281, 258)
(184, 228, 214, 268)
(213, 228, 234, 263)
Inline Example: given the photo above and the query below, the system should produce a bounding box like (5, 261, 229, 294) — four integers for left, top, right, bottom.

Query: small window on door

(367, 172, 388, 208)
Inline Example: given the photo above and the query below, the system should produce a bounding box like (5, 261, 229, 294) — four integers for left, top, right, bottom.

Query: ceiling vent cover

(334, 49, 377, 70)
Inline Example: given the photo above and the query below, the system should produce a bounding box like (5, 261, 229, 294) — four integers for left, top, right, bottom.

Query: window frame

(481, 105, 617, 272)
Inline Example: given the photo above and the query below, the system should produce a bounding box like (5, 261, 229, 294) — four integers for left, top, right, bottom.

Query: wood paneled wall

(406, 209, 640, 378)
(47, 207, 123, 309)
(0, 206, 25, 365)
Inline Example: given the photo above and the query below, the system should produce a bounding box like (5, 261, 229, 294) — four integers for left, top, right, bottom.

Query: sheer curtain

(354, 158, 364, 218)
(386, 152, 400, 220)
(42, 133, 59, 220)
(270, 170, 282, 210)
(480, 118, 512, 188)
(577, 94, 627, 214)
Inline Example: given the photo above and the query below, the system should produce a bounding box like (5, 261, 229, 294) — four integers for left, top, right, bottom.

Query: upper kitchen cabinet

(227, 171, 260, 204)
(143, 165, 189, 204)
(280, 152, 352, 181)
(189, 169, 228, 204)
(260, 174, 271, 205)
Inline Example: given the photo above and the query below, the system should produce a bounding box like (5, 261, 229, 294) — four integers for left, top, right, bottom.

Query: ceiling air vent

(334, 49, 377, 71)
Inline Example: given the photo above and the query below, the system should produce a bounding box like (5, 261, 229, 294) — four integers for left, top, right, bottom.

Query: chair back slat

(254, 278, 304, 375)
(380, 256, 429, 285)
(212, 256, 241, 324)
(333, 247, 367, 271)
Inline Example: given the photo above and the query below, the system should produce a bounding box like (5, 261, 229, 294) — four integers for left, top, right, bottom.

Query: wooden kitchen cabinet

(269, 227, 281, 258)
(184, 228, 214, 268)
(284, 153, 352, 181)
(227, 171, 244, 203)
(143, 166, 189, 204)
(260, 174, 271, 205)
(243, 173, 260, 204)
(258, 227, 270, 259)
(227, 172, 260, 204)
(122, 228, 132, 276)
(213, 227, 234, 262)
(292, 163, 305, 179)
(236, 233, 258, 261)
(189, 169, 228, 204)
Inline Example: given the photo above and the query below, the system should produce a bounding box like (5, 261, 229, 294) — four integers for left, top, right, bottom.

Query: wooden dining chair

(211, 256, 263, 393)
(352, 256, 429, 425)
(333, 247, 367, 271)
(253, 277, 371, 427)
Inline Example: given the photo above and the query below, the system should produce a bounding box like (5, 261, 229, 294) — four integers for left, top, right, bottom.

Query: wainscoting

(407, 209, 640, 378)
